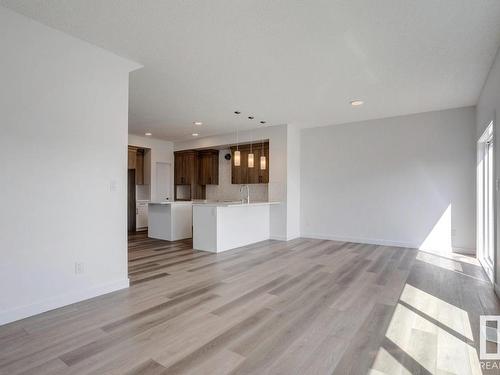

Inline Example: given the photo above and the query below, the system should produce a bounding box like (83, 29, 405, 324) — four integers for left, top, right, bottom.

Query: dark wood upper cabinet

(128, 148, 136, 170)
(258, 142, 269, 184)
(174, 150, 198, 185)
(135, 149, 144, 185)
(174, 149, 218, 200)
(230, 142, 269, 184)
(198, 150, 219, 185)
(128, 146, 146, 185)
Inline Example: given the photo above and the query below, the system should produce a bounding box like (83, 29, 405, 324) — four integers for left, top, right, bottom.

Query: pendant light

(234, 133, 241, 167)
(248, 117, 254, 168)
(234, 111, 241, 166)
(248, 149, 254, 168)
(260, 138, 266, 170)
(234, 149, 241, 167)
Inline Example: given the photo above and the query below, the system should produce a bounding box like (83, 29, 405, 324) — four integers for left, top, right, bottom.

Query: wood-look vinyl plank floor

(0, 231, 498, 375)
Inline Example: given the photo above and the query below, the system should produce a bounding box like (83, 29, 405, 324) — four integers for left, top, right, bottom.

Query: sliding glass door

(478, 122, 495, 282)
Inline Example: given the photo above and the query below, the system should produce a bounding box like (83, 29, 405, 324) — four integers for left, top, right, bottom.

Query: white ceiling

(2, 1, 500, 141)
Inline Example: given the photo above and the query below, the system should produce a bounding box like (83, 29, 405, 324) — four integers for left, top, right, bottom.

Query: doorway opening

(127, 144, 176, 281)
(477, 121, 495, 282)
(127, 146, 152, 233)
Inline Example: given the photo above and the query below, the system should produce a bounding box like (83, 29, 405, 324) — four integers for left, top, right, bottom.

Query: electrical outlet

(451, 229, 457, 237)
(75, 262, 85, 275)
(110, 180, 117, 192)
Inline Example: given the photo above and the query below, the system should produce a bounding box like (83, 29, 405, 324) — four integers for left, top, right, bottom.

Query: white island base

(148, 202, 193, 241)
(193, 202, 276, 253)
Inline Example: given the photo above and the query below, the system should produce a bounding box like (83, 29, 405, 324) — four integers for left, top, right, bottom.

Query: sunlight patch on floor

(416, 252, 463, 273)
(400, 284, 473, 341)
(369, 347, 412, 375)
(371, 283, 482, 375)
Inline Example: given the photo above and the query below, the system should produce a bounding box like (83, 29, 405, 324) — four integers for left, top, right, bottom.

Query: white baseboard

(286, 234, 301, 241)
(270, 235, 287, 241)
(452, 247, 476, 255)
(0, 278, 130, 326)
(301, 233, 413, 248)
(270, 234, 301, 241)
(302, 233, 477, 254)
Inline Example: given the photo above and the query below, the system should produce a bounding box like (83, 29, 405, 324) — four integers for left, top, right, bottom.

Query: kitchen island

(148, 201, 193, 241)
(192, 201, 279, 253)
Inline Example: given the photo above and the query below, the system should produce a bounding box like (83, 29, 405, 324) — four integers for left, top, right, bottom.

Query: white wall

(0, 7, 140, 325)
(174, 125, 289, 240)
(205, 149, 269, 202)
(128, 134, 174, 202)
(476, 46, 500, 288)
(301, 107, 476, 252)
(286, 125, 301, 239)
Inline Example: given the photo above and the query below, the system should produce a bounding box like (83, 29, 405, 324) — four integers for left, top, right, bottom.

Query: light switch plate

(75, 262, 85, 275)
(110, 180, 117, 192)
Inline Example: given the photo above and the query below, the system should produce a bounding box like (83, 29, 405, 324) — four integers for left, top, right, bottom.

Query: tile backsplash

(206, 149, 268, 202)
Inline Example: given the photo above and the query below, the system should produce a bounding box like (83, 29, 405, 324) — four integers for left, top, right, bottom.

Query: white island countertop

(192, 201, 280, 207)
(193, 201, 279, 253)
(148, 201, 192, 205)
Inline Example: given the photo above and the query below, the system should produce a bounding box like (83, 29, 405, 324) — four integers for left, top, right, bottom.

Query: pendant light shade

(234, 150, 241, 166)
(260, 138, 266, 170)
(248, 152, 254, 168)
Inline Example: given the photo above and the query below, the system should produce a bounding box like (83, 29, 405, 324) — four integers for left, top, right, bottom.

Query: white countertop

(192, 201, 280, 207)
(148, 201, 193, 205)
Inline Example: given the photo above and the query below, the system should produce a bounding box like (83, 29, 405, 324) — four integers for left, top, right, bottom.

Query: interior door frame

(477, 121, 496, 283)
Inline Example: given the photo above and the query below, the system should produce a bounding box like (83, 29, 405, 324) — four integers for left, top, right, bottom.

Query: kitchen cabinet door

(135, 150, 144, 185)
(174, 150, 198, 185)
(128, 149, 136, 170)
(231, 143, 268, 184)
(231, 147, 247, 184)
(246, 146, 259, 184)
(198, 150, 219, 185)
(257, 143, 269, 183)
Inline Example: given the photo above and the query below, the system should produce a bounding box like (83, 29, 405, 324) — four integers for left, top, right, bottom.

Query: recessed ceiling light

(192, 133, 199, 137)
(248, 116, 254, 120)
(260, 121, 266, 124)
(193, 121, 203, 126)
(350, 100, 364, 106)
(234, 111, 241, 115)
(145, 132, 152, 136)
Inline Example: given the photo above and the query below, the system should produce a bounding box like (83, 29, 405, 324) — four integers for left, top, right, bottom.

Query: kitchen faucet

(240, 184, 250, 204)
